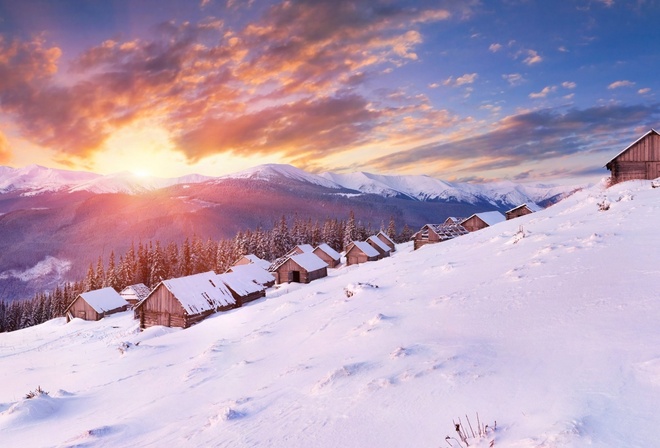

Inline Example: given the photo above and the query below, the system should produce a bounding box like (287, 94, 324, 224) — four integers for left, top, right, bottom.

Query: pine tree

(84, 263, 96, 292)
(95, 256, 105, 289)
(106, 251, 119, 291)
(343, 210, 357, 250)
(149, 241, 167, 287)
(387, 216, 397, 240)
(180, 237, 193, 276)
(400, 223, 414, 242)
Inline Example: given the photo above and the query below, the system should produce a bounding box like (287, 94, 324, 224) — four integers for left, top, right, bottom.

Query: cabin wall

(506, 207, 532, 220)
(367, 241, 389, 258)
(608, 133, 660, 183)
(413, 227, 440, 250)
(313, 249, 339, 268)
(377, 234, 396, 252)
(274, 259, 325, 284)
(67, 297, 100, 322)
(346, 247, 378, 265)
(461, 216, 487, 232)
(138, 285, 188, 329)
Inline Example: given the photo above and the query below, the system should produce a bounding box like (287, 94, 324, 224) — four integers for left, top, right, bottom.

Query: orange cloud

(0, 131, 12, 164)
(0, 1, 466, 166)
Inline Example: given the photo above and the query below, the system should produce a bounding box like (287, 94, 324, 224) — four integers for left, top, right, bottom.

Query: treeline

(0, 213, 414, 333)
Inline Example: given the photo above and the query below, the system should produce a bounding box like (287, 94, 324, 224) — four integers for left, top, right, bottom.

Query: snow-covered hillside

(1, 179, 659, 447)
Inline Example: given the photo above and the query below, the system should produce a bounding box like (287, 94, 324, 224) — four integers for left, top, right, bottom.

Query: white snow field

(1, 179, 659, 447)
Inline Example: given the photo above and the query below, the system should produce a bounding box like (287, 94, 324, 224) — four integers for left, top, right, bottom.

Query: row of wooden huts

(66, 235, 397, 330)
(412, 204, 544, 251)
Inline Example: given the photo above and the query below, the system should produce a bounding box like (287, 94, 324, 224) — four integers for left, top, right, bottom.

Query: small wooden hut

(119, 283, 151, 307)
(367, 235, 391, 258)
(413, 223, 469, 250)
(313, 243, 341, 268)
(376, 231, 396, 252)
(606, 129, 660, 184)
(65, 287, 129, 322)
(226, 263, 276, 288)
(218, 272, 266, 306)
(460, 211, 506, 232)
(345, 241, 380, 265)
(505, 203, 542, 220)
(134, 271, 236, 329)
(268, 253, 328, 284)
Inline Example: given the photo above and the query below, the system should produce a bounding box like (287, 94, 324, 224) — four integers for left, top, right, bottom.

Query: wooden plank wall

(68, 297, 100, 321)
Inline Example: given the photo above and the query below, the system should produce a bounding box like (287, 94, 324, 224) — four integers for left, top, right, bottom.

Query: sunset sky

(0, 0, 659, 184)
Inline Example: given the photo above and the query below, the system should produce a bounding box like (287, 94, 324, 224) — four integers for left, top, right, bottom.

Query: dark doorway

(291, 271, 301, 283)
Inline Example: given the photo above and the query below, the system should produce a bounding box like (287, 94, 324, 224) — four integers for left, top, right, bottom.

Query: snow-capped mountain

(0, 163, 580, 208)
(0, 165, 212, 195)
(1, 179, 658, 447)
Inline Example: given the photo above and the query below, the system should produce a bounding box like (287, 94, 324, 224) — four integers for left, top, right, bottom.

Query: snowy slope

(1, 179, 659, 447)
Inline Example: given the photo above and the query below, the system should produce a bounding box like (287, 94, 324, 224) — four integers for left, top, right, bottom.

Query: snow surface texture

(0, 163, 578, 206)
(1, 180, 659, 447)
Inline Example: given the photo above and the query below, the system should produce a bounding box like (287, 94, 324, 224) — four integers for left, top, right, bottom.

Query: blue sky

(0, 0, 658, 184)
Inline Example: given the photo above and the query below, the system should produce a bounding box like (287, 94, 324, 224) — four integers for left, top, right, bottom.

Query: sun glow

(131, 169, 151, 178)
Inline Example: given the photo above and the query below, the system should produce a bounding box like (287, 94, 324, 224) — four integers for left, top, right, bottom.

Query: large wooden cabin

(134, 271, 236, 329)
(606, 129, 660, 184)
(367, 235, 391, 258)
(376, 231, 396, 252)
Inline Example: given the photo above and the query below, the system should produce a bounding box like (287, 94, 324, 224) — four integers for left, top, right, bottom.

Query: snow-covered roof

(77, 287, 129, 314)
(240, 254, 272, 270)
(415, 223, 469, 240)
(314, 243, 341, 261)
(227, 263, 275, 286)
(377, 231, 395, 245)
(120, 283, 151, 301)
(506, 203, 543, 214)
(367, 235, 391, 253)
(218, 272, 264, 296)
(290, 252, 328, 272)
(605, 129, 659, 166)
(349, 241, 380, 257)
(157, 271, 235, 315)
(444, 217, 466, 224)
(463, 211, 506, 226)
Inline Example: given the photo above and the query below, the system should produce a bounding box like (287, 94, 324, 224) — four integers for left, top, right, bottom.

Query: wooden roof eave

(605, 129, 659, 167)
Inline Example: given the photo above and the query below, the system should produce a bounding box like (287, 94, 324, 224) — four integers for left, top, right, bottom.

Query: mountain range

(0, 163, 583, 301)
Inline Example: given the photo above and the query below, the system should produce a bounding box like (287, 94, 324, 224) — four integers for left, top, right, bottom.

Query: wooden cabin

(606, 129, 660, 184)
(506, 203, 542, 220)
(345, 241, 380, 265)
(313, 243, 341, 268)
(460, 211, 506, 232)
(376, 231, 396, 252)
(119, 283, 151, 307)
(226, 263, 276, 288)
(65, 287, 129, 322)
(232, 254, 271, 270)
(413, 223, 469, 250)
(268, 253, 328, 284)
(134, 271, 236, 329)
(367, 235, 391, 258)
(218, 272, 266, 306)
